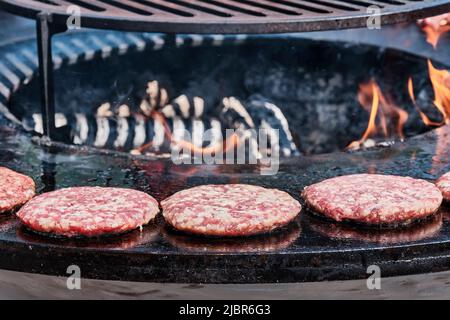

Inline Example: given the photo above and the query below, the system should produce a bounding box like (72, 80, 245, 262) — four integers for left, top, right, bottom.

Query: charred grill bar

(0, 0, 449, 139)
(1, 0, 449, 33)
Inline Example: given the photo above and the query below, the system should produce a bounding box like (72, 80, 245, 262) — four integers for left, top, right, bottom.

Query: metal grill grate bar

(0, 0, 448, 33)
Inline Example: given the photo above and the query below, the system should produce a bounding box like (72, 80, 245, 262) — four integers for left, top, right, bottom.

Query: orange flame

(419, 13, 450, 48)
(408, 60, 450, 127)
(408, 77, 443, 127)
(428, 60, 450, 123)
(407, 60, 450, 177)
(132, 110, 241, 156)
(348, 80, 408, 150)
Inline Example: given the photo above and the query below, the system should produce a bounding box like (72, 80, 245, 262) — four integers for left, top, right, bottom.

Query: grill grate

(0, 0, 449, 33)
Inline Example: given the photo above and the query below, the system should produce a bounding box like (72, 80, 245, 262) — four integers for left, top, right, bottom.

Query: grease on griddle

(16, 219, 160, 250)
(162, 218, 301, 253)
(307, 211, 443, 244)
(0, 216, 19, 233)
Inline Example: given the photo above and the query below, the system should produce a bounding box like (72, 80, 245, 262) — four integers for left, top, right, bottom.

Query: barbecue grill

(0, 0, 449, 140)
(0, 0, 449, 292)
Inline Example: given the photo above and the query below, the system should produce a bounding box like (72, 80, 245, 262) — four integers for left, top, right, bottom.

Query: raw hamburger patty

(302, 174, 443, 226)
(436, 172, 450, 202)
(0, 167, 35, 213)
(161, 184, 301, 237)
(17, 187, 159, 237)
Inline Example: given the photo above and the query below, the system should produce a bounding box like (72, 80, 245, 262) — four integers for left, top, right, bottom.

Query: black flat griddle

(0, 12, 450, 284)
(0, 123, 449, 283)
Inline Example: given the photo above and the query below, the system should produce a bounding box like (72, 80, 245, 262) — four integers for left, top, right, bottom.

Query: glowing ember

(419, 13, 450, 48)
(131, 110, 241, 157)
(348, 80, 408, 150)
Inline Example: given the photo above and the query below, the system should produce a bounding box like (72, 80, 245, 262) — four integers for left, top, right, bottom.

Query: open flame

(348, 80, 408, 150)
(131, 109, 241, 157)
(408, 60, 450, 126)
(351, 58, 450, 151)
(427, 60, 450, 122)
(419, 13, 450, 48)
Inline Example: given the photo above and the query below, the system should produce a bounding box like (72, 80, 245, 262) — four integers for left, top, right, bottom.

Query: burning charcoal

(22, 113, 72, 143)
(140, 81, 170, 116)
(148, 81, 169, 109)
(168, 116, 226, 159)
(245, 64, 355, 103)
(96, 103, 114, 117)
(408, 87, 443, 130)
(117, 104, 131, 118)
(24, 112, 153, 152)
(114, 115, 132, 149)
(134, 114, 226, 157)
(245, 66, 296, 102)
(162, 95, 205, 119)
(10, 34, 444, 159)
(278, 99, 366, 155)
(140, 100, 152, 117)
(133, 93, 223, 156)
(220, 96, 299, 158)
(220, 97, 255, 130)
(219, 97, 261, 160)
(244, 94, 299, 157)
(346, 138, 398, 152)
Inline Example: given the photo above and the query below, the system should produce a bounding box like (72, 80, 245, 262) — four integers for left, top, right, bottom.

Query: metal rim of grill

(0, 0, 450, 33)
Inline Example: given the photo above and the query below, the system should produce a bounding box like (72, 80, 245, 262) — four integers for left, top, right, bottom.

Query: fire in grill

(1, 0, 449, 151)
(4, 32, 449, 157)
(0, 0, 450, 287)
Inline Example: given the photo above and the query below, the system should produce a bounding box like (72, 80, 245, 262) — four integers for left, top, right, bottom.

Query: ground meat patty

(0, 167, 35, 213)
(302, 174, 443, 226)
(161, 184, 301, 237)
(437, 172, 450, 202)
(17, 187, 159, 237)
